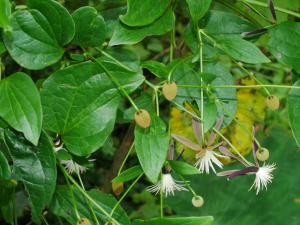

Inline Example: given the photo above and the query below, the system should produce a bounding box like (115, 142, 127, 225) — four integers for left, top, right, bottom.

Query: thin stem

(86, 52, 140, 112)
(118, 143, 135, 175)
(76, 169, 100, 225)
(42, 215, 50, 225)
(110, 173, 143, 217)
(240, 0, 300, 18)
(59, 164, 121, 225)
(177, 84, 300, 90)
(172, 102, 253, 166)
(155, 88, 160, 116)
(179, 175, 197, 197)
(160, 178, 164, 218)
(199, 30, 216, 46)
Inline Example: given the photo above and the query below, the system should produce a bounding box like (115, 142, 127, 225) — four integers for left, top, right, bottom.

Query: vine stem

(59, 164, 121, 225)
(172, 102, 253, 166)
(179, 175, 197, 197)
(110, 173, 143, 217)
(160, 174, 164, 218)
(117, 143, 135, 175)
(177, 84, 300, 90)
(240, 0, 300, 18)
(84, 51, 140, 112)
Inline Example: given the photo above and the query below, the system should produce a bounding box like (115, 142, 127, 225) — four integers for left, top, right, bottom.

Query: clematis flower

(172, 117, 226, 174)
(147, 173, 188, 197)
(217, 128, 276, 195)
(60, 159, 89, 174)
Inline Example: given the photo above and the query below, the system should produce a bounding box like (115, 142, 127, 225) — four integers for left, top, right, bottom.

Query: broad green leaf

(205, 62, 237, 127)
(27, 0, 75, 46)
(72, 6, 106, 47)
(141, 60, 168, 78)
(133, 217, 214, 225)
(167, 126, 300, 225)
(186, 0, 211, 23)
(119, 0, 170, 27)
(287, 80, 300, 146)
(216, 35, 270, 64)
(41, 61, 144, 156)
(4, 129, 57, 224)
(0, 0, 11, 29)
(268, 21, 300, 72)
(135, 114, 169, 183)
(113, 165, 143, 183)
(110, 9, 174, 46)
(202, 10, 257, 35)
(0, 72, 42, 145)
(50, 185, 131, 225)
(2, 10, 64, 70)
(0, 150, 10, 179)
(168, 160, 200, 175)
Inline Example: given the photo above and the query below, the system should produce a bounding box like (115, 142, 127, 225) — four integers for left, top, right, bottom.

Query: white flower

(61, 160, 88, 174)
(249, 163, 276, 195)
(147, 173, 188, 197)
(194, 150, 224, 174)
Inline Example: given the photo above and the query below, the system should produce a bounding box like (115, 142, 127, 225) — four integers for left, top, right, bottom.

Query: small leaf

(133, 216, 214, 225)
(27, 0, 75, 46)
(216, 35, 270, 64)
(135, 114, 169, 183)
(168, 160, 200, 175)
(186, 0, 211, 23)
(72, 6, 106, 47)
(112, 165, 143, 183)
(0, 0, 11, 29)
(2, 10, 64, 70)
(267, 21, 300, 72)
(4, 129, 57, 224)
(110, 9, 174, 46)
(141, 60, 168, 78)
(119, 0, 170, 27)
(287, 80, 300, 146)
(0, 150, 11, 179)
(0, 72, 42, 145)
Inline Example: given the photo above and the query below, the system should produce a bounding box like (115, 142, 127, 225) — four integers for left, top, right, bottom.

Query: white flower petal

(194, 150, 223, 174)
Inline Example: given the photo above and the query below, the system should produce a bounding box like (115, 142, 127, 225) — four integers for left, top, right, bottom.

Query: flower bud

(134, 109, 151, 128)
(192, 195, 204, 208)
(77, 218, 91, 225)
(162, 82, 178, 101)
(112, 182, 124, 197)
(266, 95, 280, 110)
(256, 148, 269, 161)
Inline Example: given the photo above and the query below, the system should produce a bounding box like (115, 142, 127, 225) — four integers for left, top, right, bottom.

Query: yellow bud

(134, 109, 151, 128)
(77, 218, 91, 225)
(112, 182, 124, 197)
(256, 148, 269, 161)
(162, 82, 178, 101)
(192, 195, 204, 208)
(266, 95, 280, 110)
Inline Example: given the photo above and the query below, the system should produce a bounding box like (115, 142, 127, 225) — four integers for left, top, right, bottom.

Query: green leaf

(119, 0, 170, 27)
(287, 80, 300, 146)
(72, 6, 106, 47)
(202, 10, 257, 35)
(168, 160, 200, 175)
(186, 0, 211, 23)
(268, 21, 300, 72)
(50, 186, 131, 225)
(167, 126, 300, 225)
(110, 9, 174, 46)
(41, 61, 144, 156)
(4, 129, 57, 224)
(135, 114, 169, 183)
(216, 35, 270, 64)
(2, 10, 64, 70)
(0, 150, 11, 179)
(0, 72, 42, 145)
(0, 0, 11, 29)
(141, 60, 168, 78)
(113, 165, 143, 183)
(133, 217, 214, 225)
(27, 0, 75, 46)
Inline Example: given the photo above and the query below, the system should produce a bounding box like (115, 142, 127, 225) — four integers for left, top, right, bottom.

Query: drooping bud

(192, 195, 204, 208)
(134, 109, 151, 128)
(112, 182, 124, 196)
(77, 218, 92, 225)
(256, 148, 269, 161)
(162, 81, 178, 101)
(266, 95, 280, 110)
